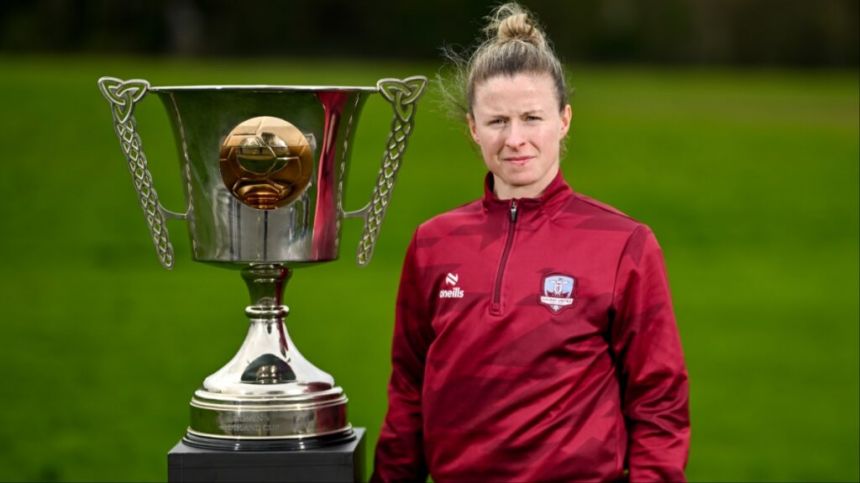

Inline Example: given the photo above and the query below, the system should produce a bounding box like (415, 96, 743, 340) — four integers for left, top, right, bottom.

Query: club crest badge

(540, 274, 575, 313)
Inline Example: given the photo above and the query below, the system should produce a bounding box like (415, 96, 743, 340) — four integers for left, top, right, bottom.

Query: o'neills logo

(439, 272, 465, 299)
(439, 287, 465, 299)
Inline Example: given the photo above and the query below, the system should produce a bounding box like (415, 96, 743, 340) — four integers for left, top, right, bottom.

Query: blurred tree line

(0, 0, 857, 66)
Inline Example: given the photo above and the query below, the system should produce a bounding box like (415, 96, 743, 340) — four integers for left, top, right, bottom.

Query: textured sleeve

(610, 226, 690, 482)
(371, 232, 434, 482)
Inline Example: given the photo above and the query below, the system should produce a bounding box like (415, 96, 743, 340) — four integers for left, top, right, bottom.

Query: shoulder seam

(419, 199, 483, 228)
(572, 194, 636, 221)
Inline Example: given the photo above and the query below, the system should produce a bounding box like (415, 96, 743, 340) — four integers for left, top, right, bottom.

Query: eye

(525, 114, 542, 122)
(487, 118, 507, 126)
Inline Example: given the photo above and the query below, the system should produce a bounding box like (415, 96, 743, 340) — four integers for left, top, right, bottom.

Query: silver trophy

(98, 75, 427, 450)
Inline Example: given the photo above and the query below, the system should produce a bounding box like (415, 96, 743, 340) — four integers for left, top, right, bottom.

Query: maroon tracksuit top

(373, 172, 690, 482)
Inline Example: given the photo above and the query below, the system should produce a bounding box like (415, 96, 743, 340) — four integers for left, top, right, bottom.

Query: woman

(373, 4, 689, 481)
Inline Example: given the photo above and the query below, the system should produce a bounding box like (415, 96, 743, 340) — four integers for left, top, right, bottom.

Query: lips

(503, 156, 534, 166)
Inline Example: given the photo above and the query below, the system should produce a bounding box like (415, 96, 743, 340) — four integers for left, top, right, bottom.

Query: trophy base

(182, 427, 355, 451)
(183, 265, 356, 452)
(187, 386, 352, 444)
(168, 428, 366, 482)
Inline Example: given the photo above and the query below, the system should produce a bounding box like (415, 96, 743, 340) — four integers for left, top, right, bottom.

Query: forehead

(472, 72, 557, 113)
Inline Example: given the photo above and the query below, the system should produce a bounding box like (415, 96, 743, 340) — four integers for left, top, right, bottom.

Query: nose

(504, 121, 527, 149)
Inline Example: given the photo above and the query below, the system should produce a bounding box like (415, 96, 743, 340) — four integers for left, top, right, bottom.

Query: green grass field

(0, 56, 857, 481)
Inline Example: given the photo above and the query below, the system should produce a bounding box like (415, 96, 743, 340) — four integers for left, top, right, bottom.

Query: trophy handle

(345, 76, 427, 266)
(98, 76, 185, 270)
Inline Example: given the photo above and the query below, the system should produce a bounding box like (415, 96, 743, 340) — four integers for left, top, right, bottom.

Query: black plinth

(167, 428, 366, 482)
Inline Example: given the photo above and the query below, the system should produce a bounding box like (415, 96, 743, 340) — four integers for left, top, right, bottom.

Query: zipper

(491, 200, 518, 314)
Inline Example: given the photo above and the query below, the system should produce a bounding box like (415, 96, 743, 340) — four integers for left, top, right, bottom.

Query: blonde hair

(439, 2, 569, 117)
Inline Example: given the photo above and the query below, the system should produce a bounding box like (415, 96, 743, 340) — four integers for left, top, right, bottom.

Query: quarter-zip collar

(484, 171, 572, 315)
(481, 170, 574, 222)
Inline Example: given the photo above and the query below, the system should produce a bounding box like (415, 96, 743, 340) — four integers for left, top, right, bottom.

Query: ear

(559, 104, 572, 137)
(467, 113, 480, 144)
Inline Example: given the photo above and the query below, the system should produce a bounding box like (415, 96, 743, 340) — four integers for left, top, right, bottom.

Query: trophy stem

(242, 263, 291, 321)
(240, 264, 295, 385)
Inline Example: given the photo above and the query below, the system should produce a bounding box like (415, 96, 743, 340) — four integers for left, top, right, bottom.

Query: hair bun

(498, 13, 539, 44)
(487, 4, 546, 48)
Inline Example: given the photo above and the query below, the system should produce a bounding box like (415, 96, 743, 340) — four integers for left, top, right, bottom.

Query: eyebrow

(482, 108, 545, 117)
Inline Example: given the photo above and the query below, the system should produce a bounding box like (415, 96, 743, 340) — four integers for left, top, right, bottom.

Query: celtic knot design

(356, 76, 427, 266)
(98, 76, 175, 269)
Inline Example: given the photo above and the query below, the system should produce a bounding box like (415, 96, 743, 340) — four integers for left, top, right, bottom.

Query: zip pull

(510, 200, 518, 222)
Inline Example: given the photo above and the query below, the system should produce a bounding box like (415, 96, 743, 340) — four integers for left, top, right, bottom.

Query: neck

(492, 169, 558, 200)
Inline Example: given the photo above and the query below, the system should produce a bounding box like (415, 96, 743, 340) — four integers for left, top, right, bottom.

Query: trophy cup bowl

(98, 76, 427, 450)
